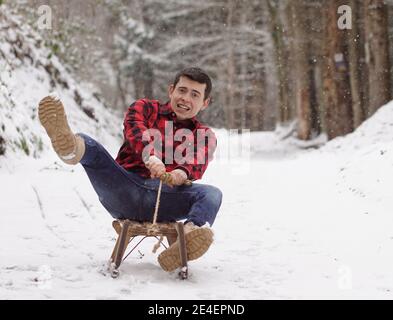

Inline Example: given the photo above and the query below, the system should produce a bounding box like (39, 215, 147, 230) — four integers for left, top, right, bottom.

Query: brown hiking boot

(38, 95, 85, 165)
(158, 222, 214, 272)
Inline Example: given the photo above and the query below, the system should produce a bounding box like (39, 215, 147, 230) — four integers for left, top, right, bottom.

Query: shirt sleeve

(174, 128, 217, 181)
(123, 99, 157, 162)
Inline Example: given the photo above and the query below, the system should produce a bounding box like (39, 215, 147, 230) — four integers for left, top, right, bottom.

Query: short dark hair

(173, 67, 212, 99)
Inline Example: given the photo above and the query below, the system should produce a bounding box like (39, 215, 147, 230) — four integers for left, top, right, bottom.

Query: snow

(0, 6, 122, 160)
(2, 5, 393, 300)
(2, 101, 393, 299)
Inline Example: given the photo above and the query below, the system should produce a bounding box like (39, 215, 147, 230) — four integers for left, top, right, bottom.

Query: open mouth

(177, 104, 191, 111)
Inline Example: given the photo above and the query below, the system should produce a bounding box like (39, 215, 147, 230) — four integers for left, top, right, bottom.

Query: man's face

(169, 76, 210, 120)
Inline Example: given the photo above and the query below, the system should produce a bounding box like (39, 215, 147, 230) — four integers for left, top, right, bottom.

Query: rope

(152, 179, 163, 225)
(149, 176, 165, 249)
(149, 173, 192, 252)
(151, 172, 173, 227)
(152, 235, 164, 253)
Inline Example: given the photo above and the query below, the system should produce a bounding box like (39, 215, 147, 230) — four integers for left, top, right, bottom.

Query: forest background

(6, 0, 393, 141)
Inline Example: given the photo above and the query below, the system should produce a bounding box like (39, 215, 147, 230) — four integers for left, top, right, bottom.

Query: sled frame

(108, 219, 188, 279)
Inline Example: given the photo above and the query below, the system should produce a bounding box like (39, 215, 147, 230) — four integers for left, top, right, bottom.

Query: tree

(113, 13, 154, 106)
(266, 0, 292, 124)
(364, 0, 391, 115)
(322, 0, 353, 139)
(290, 1, 314, 140)
(346, 0, 366, 128)
(142, 0, 271, 129)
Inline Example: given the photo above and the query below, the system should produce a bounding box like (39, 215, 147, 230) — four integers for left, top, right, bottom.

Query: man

(38, 67, 223, 272)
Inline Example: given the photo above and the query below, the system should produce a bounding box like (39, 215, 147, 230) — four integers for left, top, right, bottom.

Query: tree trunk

(239, 8, 247, 129)
(348, 0, 365, 128)
(291, 2, 312, 140)
(266, 0, 291, 124)
(357, 1, 370, 118)
(364, 0, 391, 115)
(0, 135, 5, 156)
(225, 0, 236, 129)
(322, 0, 353, 140)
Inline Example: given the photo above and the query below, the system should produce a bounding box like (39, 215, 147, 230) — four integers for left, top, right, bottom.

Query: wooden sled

(108, 219, 189, 280)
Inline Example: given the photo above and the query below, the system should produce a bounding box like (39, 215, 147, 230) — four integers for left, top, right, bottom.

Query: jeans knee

(205, 185, 223, 208)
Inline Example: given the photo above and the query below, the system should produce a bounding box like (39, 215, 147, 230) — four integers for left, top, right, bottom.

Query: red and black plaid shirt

(115, 99, 217, 180)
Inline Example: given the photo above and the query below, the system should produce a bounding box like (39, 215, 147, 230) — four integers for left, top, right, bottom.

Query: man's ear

(201, 97, 211, 111)
(168, 84, 175, 97)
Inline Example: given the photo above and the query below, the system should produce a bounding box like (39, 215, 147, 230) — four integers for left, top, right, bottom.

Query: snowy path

(1, 141, 393, 299)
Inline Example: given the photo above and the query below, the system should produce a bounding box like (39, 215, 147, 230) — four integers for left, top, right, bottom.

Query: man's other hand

(145, 155, 166, 178)
(165, 169, 188, 187)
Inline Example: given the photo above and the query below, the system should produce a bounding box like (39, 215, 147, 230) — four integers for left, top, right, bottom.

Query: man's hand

(145, 155, 166, 178)
(164, 169, 188, 187)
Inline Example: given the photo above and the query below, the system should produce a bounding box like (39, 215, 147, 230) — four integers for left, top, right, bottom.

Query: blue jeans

(77, 133, 222, 227)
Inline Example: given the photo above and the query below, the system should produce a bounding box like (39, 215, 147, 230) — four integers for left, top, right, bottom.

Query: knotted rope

(150, 173, 172, 252)
(150, 173, 192, 253)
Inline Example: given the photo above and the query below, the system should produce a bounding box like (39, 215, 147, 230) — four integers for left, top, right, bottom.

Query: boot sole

(38, 96, 76, 157)
(158, 228, 214, 272)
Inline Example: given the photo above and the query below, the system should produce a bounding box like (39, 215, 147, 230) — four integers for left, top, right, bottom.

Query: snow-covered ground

(2, 4, 393, 300)
(2, 101, 393, 299)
